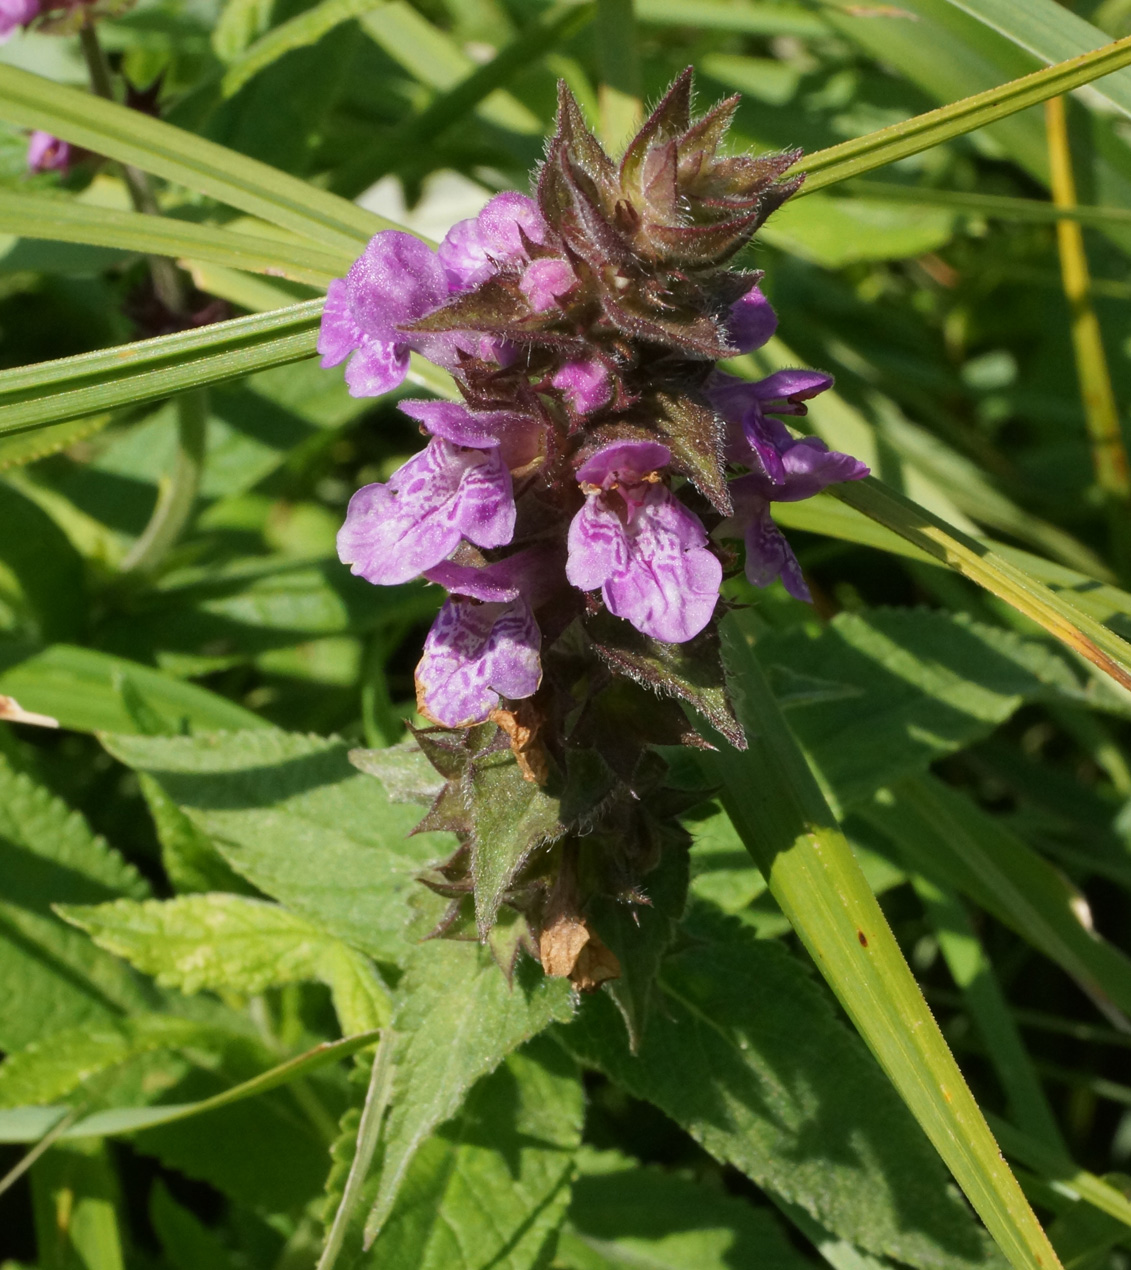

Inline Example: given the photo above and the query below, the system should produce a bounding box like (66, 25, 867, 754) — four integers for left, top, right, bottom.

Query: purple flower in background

(709, 369, 868, 599)
(0, 0, 38, 40)
(27, 131, 71, 174)
(337, 437, 515, 586)
(416, 549, 557, 727)
(552, 358, 610, 415)
(438, 192, 547, 291)
(566, 441, 722, 643)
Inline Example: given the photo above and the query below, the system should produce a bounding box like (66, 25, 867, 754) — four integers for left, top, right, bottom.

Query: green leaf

(58, 894, 391, 1034)
(701, 610, 1058, 1270)
(558, 1148, 811, 1270)
(150, 1180, 237, 1270)
(223, 0, 388, 97)
(0, 644, 266, 734)
(139, 774, 254, 896)
(0, 1030, 380, 1142)
(761, 191, 956, 266)
(0, 480, 86, 643)
(795, 32, 1131, 193)
(0, 414, 112, 472)
(101, 729, 455, 963)
(366, 1038, 583, 1270)
(0, 1014, 239, 1110)
(0, 300, 322, 436)
(942, 0, 1131, 118)
(862, 776, 1131, 1022)
(365, 940, 575, 1244)
(755, 607, 1092, 815)
(832, 477, 1131, 701)
(0, 754, 153, 1052)
(0, 190, 348, 284)
(634, 0, 827, 37)
(0, 65, 388, 254)
(561, 907, 1003, 1270)
(30, 1139, 125, 1270)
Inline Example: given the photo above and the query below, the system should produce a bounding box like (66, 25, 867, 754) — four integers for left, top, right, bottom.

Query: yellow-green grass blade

(831, 477, 1131, 696)
(0, 300, 322, 435)
(795, 33, 1131, 193)
(0, 190, 348, 285)
(703, 610, 1061, 1270)
(0, 64, 388, 254)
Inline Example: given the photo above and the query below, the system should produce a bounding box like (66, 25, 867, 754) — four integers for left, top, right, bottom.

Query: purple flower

(519, 258, 575, 312)
(729, 480, 812, 602)
(566, 441, 721, 643)
(397, 398, 543, 469)
(438, 192, 547, 292)
(552, 358, 610, 415)
(416, 549, 556, 727)
(27, 131, 71, 174)
(337, 438, 515, 586)
(0, 0, 38, 39)
(726, 281, 777, 354)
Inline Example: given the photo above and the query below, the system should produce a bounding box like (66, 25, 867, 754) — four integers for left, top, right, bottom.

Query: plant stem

(596, 0, 642, 151)
(78, 18, 186, 314)
(119, 388, 208, 573)
(1045, 95, 1131, 580)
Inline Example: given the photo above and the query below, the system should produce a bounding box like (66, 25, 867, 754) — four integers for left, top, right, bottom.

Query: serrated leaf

(365, 1038, 583, 1270)
(651, 392, 731, 514)
(467, 746, 564, 937)
(139, 773, 254, 896)
(560, 909, 1004, 1270)
(364, 939, 574, 1244)
(58, 894, 390, 1034)
(102, 730, 455, 963)
(558, 1147, 812, 1270)
(756, 608, 1096, 814)
(0, 754, 154, 1052)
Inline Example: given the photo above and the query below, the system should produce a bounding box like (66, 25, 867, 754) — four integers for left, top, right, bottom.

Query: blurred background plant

(5, 2, 1131, 1269)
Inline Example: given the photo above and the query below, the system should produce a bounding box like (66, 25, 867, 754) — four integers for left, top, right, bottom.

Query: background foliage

(6, 1, 1131, 1268)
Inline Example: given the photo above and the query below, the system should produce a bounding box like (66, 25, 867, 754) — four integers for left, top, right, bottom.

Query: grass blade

(795, 34, 1131, 193)
(0, 190, 347, 285)
(846, 180, 1131, 230)
(0, 300, 322, 434)
(703, 610, 1061, 1270)
(0, 65, 388, 253)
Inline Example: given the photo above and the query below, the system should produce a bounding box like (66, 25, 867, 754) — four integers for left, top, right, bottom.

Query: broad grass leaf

(102, 730, 454, 963)
(364, 1038, 583, 1270)
(364, 940, 574, 1245)
(559, 910, 1004, 1270)
(0, 644, 266, 734)
(558, 1148, 811, 1270)
(58, 894, 391, 1034)
(0, 755, 153, 1051)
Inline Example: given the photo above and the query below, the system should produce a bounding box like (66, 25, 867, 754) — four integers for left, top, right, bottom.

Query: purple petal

(425, 545, 563, 606)
(479, 192, 547, 256)
(398, 399, 516, 448)
(576, 440, 671, 489)
(318, 278, 363, 368)
(774, 440, 870, 502)
(337, 439, 513, 585)
(603, 485, 721, 643)
(726, 282, 777, 354)
(343, 339, 409, 398)
(566, 495, 628, 591)
(416, 597, 541, 727)
(27, 131, 70, 174)
(437, 217, 494, 292)
(552, 359, 610, 414)
(752, 368, 835, 414)
(519, 258, 575, 312)
(0, 0, 37, 39)
(346, 231, 447, 344)
(743, 500, 811, 602)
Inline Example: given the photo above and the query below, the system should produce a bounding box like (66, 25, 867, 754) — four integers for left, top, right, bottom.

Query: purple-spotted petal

(337, 439, 514, 585)
(343, 339, 409, 397)
(727, 282, 777, 353)
(552, 359, 610, 414)
(346, 231, 447, 343)
(743, 499, 811, 602)
(567, 495, 628, 592)
(576, 440, 671, 489)
(318, 278, 362, 368)
(604, 485, 721, 643)
(416, 597, 541, 726)
(519, 258, 575, 312)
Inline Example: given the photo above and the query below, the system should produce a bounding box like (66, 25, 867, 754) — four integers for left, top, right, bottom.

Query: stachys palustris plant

(323, 69, 867, 1037)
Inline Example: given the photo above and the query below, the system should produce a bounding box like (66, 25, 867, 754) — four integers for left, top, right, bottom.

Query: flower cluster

(329, 71, 867, 989)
